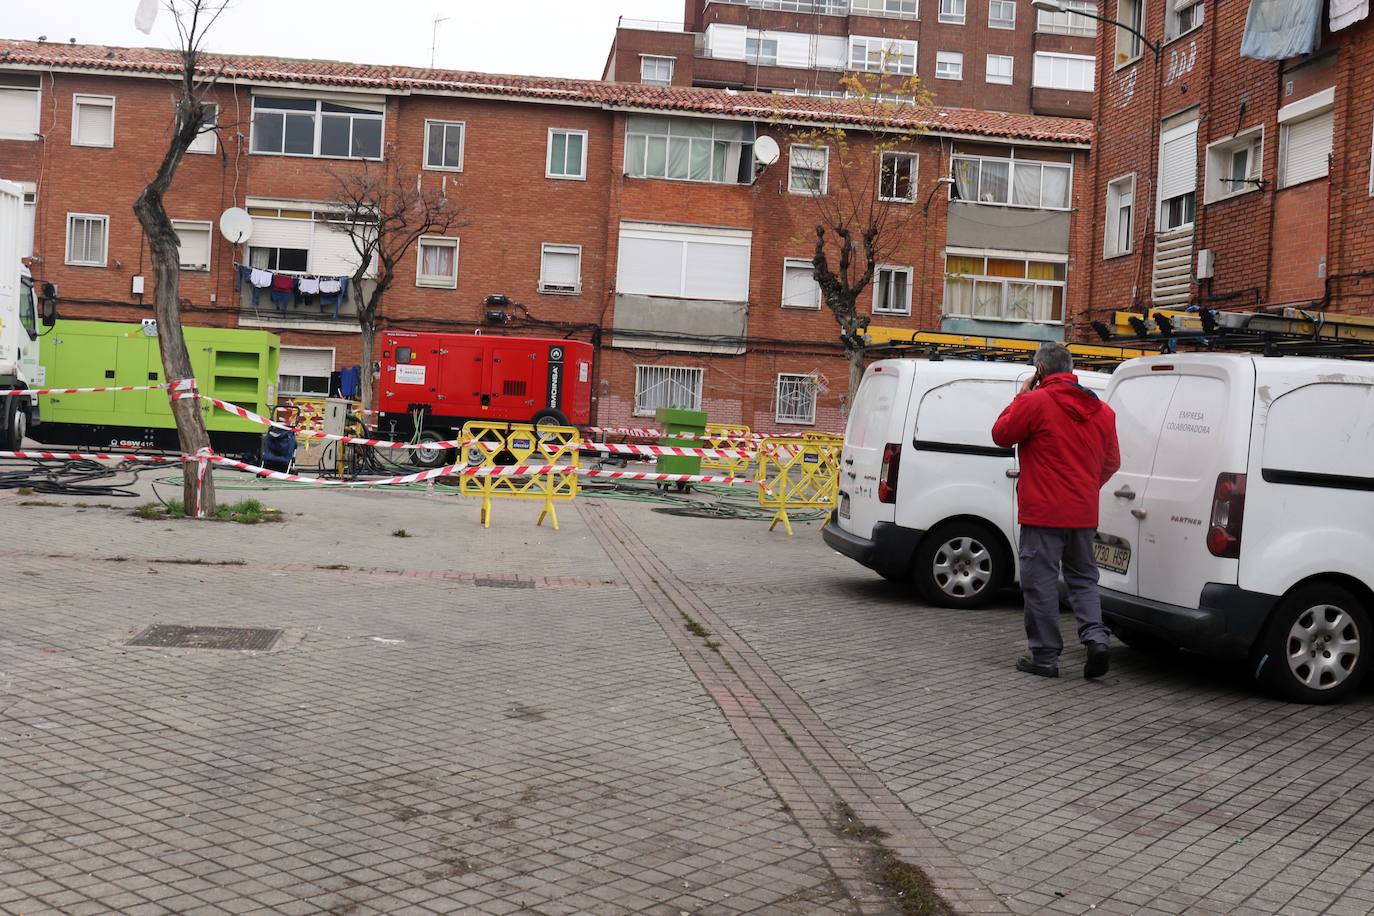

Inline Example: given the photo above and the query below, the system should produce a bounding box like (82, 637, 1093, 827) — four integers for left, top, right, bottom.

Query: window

(776, 374, 819, 424)
(172, 220, 212, 271)
(1033, 53, 1095, 92)
(634, 365, 703, 416)
(789, 145, 829, 193)
(624, 115, 756, 185)
(279, 347, 335, 396)
(0, 74, 41, 140)
(72, 94, 115, 147)
(849, 36, 917, 74)
(1204, 129, 1263, 203)
(952, 155, 1072, 209)
(617, 222, 752, 301)
(1157, 116, 1198, 230)
(939, 0, 967, 22)
(640, 56, 675, 85)
(879, 152, 918, 201)
(187, 104, 218, 154)
(1104, 174, 1134, 257)
(243, 199, 377, 279)
(1167, 0, 1203, 39)
(851, 0, 920, 16)
(782, 258, 821, 308)
(986, 54, 1014, 84)
(873, 266, 913, 314)
(1038, 0, 1096, 35)
(539, 244, 582, 294)
(1116, 0, 1144, 64)
(251, 95, 384, 160)
(424, 120, 464, 171)
(65, 214, 108, 267)
(547, 128, 587, 180)
(746, 35, 779, 65)
(248, 246, 309, 272)
(989, 0, 1017, 28)
(1278, 91, 1334, 189)
(936, 52, 964, 80)
(416, 237, 459, 288)
(944, 253, 1066, 322)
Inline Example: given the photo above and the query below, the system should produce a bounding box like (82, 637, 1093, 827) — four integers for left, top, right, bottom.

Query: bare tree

(132, 0, 228, 513)
(330, 159, 462, 418)
(782, 69, 934, 404)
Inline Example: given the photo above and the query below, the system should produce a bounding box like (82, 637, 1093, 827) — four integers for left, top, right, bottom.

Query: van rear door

(838, 362, 911, 541)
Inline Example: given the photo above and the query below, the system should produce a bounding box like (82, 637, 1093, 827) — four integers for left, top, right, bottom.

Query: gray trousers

(1019, 526, 1111, 666)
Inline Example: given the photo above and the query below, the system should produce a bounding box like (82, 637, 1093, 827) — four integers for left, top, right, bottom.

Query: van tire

(913, 521, 1008, 609)
(4, 398, 28, 451)
(1255, 584, 1371, 704)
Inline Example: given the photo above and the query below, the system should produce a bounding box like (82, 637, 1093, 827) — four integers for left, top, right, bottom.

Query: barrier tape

(585, 426, 813, 441)
(0, 450, 189, 463)
(0, 384, 170, 397)
(582, 442, 755, 460)
(206, 454, 462, 487)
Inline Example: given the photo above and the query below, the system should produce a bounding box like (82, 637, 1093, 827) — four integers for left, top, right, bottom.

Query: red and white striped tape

(206, 453, 462, 487)
(585, 425, 813, 442)
(582, 441, 755, 460)
(0, 384, 170, 397)
(197, 395, 469, 450)
(0, 450, 188, 463)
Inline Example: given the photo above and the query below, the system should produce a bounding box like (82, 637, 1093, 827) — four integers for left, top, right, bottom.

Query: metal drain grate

(473, 578, 535, 589)
(127, 625, 282, 651)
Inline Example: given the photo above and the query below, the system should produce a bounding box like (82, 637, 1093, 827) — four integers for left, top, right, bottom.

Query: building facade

(0, 39, 1089, 432)
(603, 0, 1098, 117)
(1088, 0, 1374, 320)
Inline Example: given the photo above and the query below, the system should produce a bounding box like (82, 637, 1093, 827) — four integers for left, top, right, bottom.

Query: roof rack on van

(1092, 307, 1374, 360)
(863, 327, 1144, 371)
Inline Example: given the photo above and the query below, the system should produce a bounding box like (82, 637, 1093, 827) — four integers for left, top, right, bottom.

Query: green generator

(34, 320, 280, 455)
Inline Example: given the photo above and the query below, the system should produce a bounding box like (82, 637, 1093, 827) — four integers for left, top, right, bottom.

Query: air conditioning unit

(1197, 249, 1215, 280)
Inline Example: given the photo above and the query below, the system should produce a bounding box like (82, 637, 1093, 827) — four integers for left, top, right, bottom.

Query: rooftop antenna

(430, 15, 449, 69)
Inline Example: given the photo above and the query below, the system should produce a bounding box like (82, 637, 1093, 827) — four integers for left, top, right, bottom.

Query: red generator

(375, 332, 594, 461)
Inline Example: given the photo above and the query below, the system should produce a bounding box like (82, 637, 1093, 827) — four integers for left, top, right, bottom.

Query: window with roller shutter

(279, 347, 335, 396)
(0, 74, 41, 140)
(539, 244, 582, 294)
(1278, 92, 1334, 190)
(616, 222, 752, 302)
(72, 95, 115, 147)
(1156, 116, 1198, 231)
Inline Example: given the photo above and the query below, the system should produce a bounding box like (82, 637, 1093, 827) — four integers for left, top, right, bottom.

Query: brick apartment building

(1087, 0, 1374, 319)
(0, 38, 1088, 433)
(604, 0, 1098, 117)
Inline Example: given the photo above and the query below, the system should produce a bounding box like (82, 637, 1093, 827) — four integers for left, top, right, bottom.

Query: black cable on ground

(0, 459, 153, 498)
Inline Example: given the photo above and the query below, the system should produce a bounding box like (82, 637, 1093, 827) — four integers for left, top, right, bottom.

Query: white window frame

(624, 116, 756, 186)
(1104, 174, 1135, 259)
(850, 0, 921, 17)
(746, 34, 780, 65)
(1115, 0, 1145, 67)
(939, 0, 967, 23)
(71, 94, 115, 148)
(424, 119, 465, 172)
(951, 154, 1074, 210)
(640, 55, 675, 85)
(879, 152, 919, 202)
(943, 250, 1068, 323)
(539, 243, 583, 295)
(849, 35, 918, 74)
(1166, 0, 1203, 41)
(1032, 52, 1096, 92)
(250, 94, 385, 161)
(65, 213, 109, 267)
(989, 0, 1017, 29)
(1157, 116, 1199, 229)
(617, 221, 753, 301)
(1204, 127, 1264, 204)
(633, 365, 703, 417)
(936, 52, 964, 81)
(278, 346, 336, 397)
(1277, 90, 1335, 190)
(0, 77, 42, 141)
(415, 236, 459, 289)
(1037, 0, 1097, 35)
(986, 54, 1014, 85)
(788, 145, 829, 194)
(782, 258, 822, 309)
(172, 219, 213, 272)
(187, 103, 218, 155)
(872, 265, 914, 315)
(776, 373, 819, 425)
(546, 128, 588, 180)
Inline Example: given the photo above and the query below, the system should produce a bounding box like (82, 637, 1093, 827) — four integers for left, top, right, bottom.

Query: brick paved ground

(2, 472, 1373, 915)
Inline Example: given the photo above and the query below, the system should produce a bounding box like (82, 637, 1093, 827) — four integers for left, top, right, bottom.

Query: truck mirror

(41, 298, 57, 327)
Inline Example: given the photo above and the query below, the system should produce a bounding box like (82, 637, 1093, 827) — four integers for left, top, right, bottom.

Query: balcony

(237, 272, 367, 332)
(705, 0, 920, 19)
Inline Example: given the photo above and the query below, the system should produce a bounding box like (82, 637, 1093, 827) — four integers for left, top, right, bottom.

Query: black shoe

(1016, 656, 1059, 678)
(1084, 643, 1110, 679)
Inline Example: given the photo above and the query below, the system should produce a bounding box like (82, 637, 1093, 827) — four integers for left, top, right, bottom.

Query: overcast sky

(5, 1, 686, 79)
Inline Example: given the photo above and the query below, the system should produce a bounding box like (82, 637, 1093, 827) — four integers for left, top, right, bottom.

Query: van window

(914, 379, 1016, 448)
(846, 372, 897, 449)
(1152, 376, 1228, 482)
(1108, 375, 1179, 475)
(1263, 383, 1374, 481)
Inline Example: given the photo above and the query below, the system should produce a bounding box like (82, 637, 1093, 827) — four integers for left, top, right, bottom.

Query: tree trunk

(359, 314, 376, 421)
(846, 349, 865, 415)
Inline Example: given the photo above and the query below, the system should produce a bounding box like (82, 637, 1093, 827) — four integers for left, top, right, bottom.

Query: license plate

(838, 492, 851, 519)
(1093, 538, 1131, 574)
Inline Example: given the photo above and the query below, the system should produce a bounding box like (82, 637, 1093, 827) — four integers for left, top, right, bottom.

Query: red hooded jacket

(991, 373, 1121, 529)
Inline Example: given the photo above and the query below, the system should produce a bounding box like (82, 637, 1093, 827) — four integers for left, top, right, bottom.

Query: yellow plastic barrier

(700, 423, 753, 477)
(755, 435, 842, 536)
(458, 421, 580, 530)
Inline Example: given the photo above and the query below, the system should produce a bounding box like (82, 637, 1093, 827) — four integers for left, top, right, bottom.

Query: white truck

(0, 178, 42, 450)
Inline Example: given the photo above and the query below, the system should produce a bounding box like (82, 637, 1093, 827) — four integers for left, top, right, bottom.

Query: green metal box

(655, 406, 708, 479)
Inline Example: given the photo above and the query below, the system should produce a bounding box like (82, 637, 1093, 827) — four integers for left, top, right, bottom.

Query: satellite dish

(754, 135, 780, 167)
(219, 207, 254, 244)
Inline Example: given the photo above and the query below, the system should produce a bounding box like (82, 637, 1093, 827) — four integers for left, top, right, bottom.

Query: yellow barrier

(700, 423, 753, 478)
(756, 435, 842, 536)
(458, 421, 580, 529)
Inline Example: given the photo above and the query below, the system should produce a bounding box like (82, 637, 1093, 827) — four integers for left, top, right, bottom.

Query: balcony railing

(707, 0, 849, 15)
(618, 17, 688, 32)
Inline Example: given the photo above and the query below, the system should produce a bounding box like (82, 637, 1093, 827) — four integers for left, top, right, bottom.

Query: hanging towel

(319, 277, 343, 295)
(271, 273, 297, 292)
(1241, 0, 1322, 60)
(249, 268, 273, 288)
(1332, 0, 1368, 30)
(298, 277, 321, 295)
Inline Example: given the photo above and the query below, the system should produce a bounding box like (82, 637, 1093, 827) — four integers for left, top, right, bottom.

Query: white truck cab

(1097, 353, 1374, 702)
(0, 178, 41, 449)
(823, 358, 1108, 608)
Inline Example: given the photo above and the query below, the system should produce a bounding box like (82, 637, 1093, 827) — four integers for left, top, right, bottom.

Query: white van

(1095, 353, 1374, 703)
(823, 358, 1108, 608)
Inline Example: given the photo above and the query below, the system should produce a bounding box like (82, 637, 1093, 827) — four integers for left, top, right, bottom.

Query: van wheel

(408, 430, 453, 469)
(4, 398, 28, 451)
(1255, 584, 1371, 704)
(913, 522, 1007, 609)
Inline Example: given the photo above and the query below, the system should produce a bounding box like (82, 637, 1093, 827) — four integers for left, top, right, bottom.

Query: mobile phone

(1028, 368, 1042, 390)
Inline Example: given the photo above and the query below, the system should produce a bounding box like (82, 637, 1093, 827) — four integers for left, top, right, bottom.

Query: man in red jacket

(992, 343, 1121, 679)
